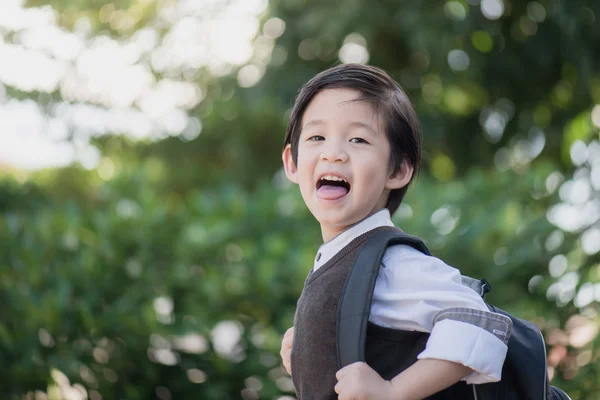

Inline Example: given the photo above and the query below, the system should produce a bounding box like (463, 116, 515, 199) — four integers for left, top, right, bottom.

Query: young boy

(279, 64, 512, 399)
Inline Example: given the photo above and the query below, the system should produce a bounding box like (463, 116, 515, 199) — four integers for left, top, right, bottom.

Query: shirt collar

(313, 209, 394, 271)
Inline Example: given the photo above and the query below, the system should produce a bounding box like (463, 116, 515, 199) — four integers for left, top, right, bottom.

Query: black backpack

(337, 229, 571, 400)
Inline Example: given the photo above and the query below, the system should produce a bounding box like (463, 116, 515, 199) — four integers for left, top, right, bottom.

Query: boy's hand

(280, 327, 294, 375)
(335, 362, 396, 400)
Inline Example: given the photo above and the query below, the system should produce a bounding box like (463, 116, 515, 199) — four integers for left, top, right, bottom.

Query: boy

(279, 64, 512, 399)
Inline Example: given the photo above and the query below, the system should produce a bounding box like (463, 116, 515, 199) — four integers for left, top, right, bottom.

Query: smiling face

(283, 88, 412, 242)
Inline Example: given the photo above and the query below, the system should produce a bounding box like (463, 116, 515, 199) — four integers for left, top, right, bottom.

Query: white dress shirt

(312, 209, 508, 384)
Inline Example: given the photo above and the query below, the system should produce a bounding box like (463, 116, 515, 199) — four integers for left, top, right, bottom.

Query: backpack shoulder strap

(336, 228, 430, 368)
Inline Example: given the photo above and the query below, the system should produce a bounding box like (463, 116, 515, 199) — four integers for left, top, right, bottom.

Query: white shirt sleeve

(368, 244, 509, 384)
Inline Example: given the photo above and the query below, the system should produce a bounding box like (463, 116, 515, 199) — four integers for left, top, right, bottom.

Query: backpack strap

(336, 229, 431, 368)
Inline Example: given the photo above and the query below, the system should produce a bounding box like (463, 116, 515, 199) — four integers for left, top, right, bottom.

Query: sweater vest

(290, 226, 473, 399)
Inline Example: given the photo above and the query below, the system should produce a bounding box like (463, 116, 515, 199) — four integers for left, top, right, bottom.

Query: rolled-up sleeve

(370, 244, 512, 384)
(417, 308, 512, 384)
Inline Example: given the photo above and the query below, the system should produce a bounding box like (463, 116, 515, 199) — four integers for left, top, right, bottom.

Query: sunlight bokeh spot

(187, 368, 207, 383)
(263, 17, 286, 39)
(444, 1, 467, 20)
(448, 49, 470, 71)
(480, 0, 504, 20)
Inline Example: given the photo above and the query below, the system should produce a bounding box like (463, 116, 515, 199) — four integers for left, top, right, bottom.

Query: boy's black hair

(283, 63, 421, 215)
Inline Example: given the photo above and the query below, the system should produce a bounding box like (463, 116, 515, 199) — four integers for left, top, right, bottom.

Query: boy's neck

(320, 208, 390, 243)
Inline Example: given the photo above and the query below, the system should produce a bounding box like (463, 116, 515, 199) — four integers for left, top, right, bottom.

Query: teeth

(321, 175, 347, 182)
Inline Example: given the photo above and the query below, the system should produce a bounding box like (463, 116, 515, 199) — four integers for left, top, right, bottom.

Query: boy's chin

(315, 207, 381, 228)
(315, 212, 360, 229)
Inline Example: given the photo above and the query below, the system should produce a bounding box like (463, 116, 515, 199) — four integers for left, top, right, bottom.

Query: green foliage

(0, 171, 316, 398)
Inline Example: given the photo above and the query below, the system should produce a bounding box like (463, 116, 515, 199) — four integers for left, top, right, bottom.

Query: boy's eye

(350, 137, 369, 144)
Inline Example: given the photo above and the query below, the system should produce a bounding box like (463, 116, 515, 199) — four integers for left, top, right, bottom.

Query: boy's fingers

(280, 328, 294, 376)
(284, 327, 294, 339)
(282, 347, 292, 375)
(335, 365, 349, 381)
(334, 378, 353, 398)
(281, 328, 294, 353)
(335, 361, 365, 380)
(281, 327, 293, 348)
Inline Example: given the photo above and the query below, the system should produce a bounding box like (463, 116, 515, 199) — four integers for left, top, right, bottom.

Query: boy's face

(283, 88, 412, 242)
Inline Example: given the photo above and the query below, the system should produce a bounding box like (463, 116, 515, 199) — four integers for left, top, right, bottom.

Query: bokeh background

(1, 0, 599, 398)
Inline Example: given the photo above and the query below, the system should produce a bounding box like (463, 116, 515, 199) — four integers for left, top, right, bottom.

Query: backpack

(336, 229, 571, 400)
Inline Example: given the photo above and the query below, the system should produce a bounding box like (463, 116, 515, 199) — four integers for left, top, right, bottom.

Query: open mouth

(316, 175, 351, 200)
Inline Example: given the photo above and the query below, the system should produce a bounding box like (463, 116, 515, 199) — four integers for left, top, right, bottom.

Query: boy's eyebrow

(347, 121, 379, 135)
(302, 119, 326, 130)
(302, 119, 379, 135)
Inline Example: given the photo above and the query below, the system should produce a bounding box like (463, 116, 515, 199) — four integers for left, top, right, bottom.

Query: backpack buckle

(480, 279, 492, 297)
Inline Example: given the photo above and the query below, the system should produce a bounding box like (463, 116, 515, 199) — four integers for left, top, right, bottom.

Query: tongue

(317, 185, 349, 200)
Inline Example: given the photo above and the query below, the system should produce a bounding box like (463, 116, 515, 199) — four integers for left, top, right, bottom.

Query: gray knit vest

(290, 226, 472, 400)
(290, 227, 395, 399)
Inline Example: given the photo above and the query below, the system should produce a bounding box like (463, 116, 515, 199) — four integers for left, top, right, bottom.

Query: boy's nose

(320, 146, 348, 163)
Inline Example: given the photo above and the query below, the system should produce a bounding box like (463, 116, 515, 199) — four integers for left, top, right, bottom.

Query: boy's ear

(386, 159, 414, 190)
(282, 144, 299, 184)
